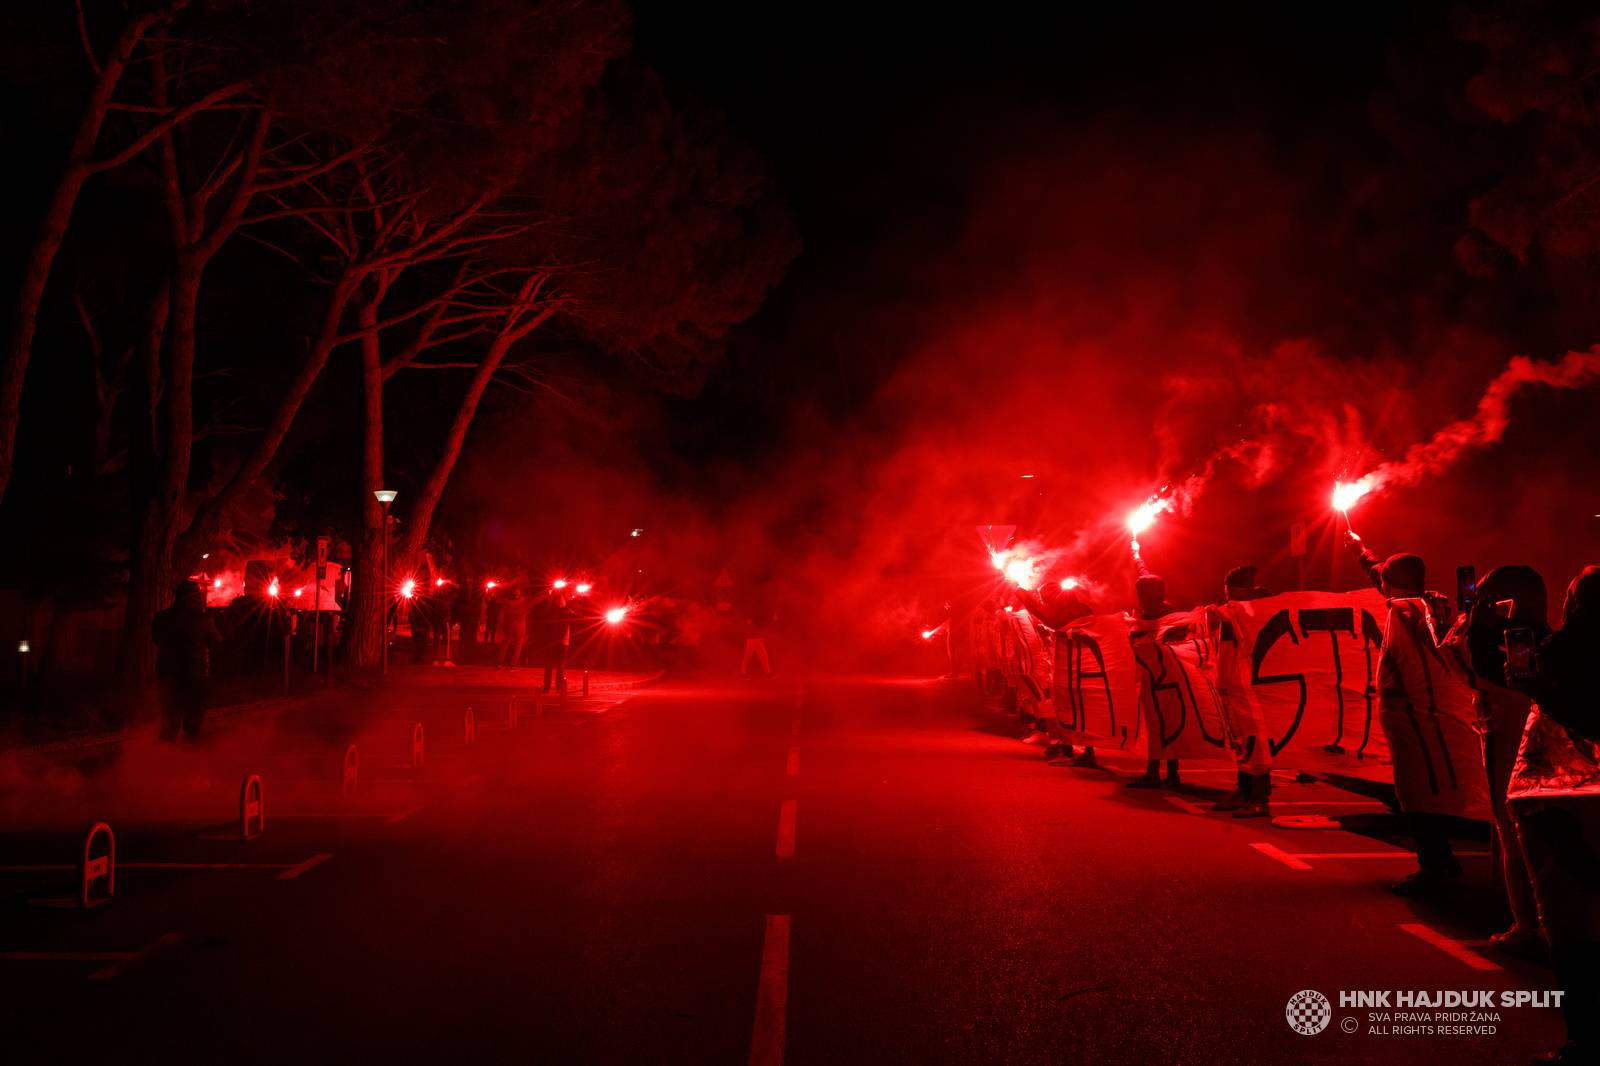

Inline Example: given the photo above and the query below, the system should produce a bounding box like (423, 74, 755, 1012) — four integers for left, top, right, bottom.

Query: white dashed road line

(748, 914, 791, 1066)
(1399, 922, 1503, 971)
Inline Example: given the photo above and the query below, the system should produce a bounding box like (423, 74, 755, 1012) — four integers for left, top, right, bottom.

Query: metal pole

(312, 573, 321, 675)
(381, 504, 390, 675)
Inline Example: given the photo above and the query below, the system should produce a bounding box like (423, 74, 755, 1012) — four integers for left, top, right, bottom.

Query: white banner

(1053, 613, 1143, 751)
(1132, 614, 1231, 762)
(1376, 598, 1488, 818)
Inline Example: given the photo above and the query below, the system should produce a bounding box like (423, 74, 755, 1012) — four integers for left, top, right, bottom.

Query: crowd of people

(963, 540, 1599, 1065)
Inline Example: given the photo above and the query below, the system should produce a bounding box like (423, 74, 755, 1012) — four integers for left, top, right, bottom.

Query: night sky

(629, 1, 1452, 462)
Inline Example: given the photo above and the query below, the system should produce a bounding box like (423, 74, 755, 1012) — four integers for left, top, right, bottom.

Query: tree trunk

(352, 296, 387, 668)
(394, 304, 558, 571)
(175, 272, 357, 572)
(117, 261, 199, 684)
(0, 7, 172, 503)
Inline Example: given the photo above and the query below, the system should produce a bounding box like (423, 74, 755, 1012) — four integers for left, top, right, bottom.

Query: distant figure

(1213, 565, 1273, 817)
(153, 581, 221, 742)
(410, 586, 435, 665)
(1127, 573, 1181, 790)
(496, 587, 528, 670)
(484, 586, 502, 644)
(742, 609, 773, 679)
(532, 590, 574, 694)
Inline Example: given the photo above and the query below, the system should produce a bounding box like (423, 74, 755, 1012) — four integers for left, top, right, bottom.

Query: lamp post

(375, 489, 397, 673)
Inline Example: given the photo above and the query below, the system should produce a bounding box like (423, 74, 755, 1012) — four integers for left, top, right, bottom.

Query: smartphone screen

(1503, 627, 1538, 681)
(1456, 565, 1477, 612)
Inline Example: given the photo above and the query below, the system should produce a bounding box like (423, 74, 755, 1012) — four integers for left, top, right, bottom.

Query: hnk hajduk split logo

(1286, 990, 1332, 1035)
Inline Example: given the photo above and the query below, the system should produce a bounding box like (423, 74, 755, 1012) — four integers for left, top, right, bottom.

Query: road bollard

(341, 744, 360, 796)
(240, 774, 265, 840)
(80, 822, 115, 909)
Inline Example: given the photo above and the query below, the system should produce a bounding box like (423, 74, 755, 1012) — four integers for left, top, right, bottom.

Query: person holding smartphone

(1507, 565, 1600, 1066)
(1439, 565, 1548, 956)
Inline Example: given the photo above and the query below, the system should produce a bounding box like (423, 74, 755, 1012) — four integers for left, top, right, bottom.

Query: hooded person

(1345, 532, 1466, 895)
(1212, 565, 1274, 817)
(1127, 573, 1182, 789)
(1438, 565, 1548, 955)
(1345, 533, 1456, 638)
(1509, 565, 1600, 1066)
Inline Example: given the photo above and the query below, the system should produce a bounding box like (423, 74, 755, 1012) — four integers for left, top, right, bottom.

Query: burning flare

(1332, 477, 1374, 513)
(1127, 497, 1170, 537)
(605, 605, 628, 625)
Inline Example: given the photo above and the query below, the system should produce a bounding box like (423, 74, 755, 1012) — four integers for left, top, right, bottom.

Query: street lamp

(375, 489, 398, 673)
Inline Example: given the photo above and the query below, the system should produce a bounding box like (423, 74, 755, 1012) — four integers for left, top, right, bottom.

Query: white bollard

(80, 822, 115, 909)
(239, 774, 265, 840)
(341, 744, 359, 796)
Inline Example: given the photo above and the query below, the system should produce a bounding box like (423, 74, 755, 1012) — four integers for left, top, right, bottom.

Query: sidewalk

(2, 663, 664, 756)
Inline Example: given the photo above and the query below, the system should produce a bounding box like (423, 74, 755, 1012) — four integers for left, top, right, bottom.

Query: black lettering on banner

(1012, 617, 1041, 701)
(1357, 610, 1382, 757)
(1178, 640, 1226, 747)
(1298, 608, 1354, 752)
(1134, 642, 1188, 749)
(1251, 609, 1308, 756)
(1398, 608, 1457, 794)
(1065, 631, 1116, 736)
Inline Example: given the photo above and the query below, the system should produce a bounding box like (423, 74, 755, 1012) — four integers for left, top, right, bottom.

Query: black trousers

(543, 645, 567, 693)
(1408, 811, 1460, 872)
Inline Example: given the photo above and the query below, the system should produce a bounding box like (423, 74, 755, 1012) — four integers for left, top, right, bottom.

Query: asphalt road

(0, 672, 1568, 1064)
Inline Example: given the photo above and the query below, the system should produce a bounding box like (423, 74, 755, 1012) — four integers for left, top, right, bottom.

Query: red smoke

(1353, 347, 1600, 497)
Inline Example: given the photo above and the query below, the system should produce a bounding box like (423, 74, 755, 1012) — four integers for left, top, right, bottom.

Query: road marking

(786, 747, 799, 777)
(0, 951, 134, 962)
(1399, 922, 1503, 971)
(1295, 851, 1490, 860)
(275, 852, 335, 880)
(386, 805, 423, 824)
(1250, 842, 1312, 870)
(1269, 801, 1389, 807)
(776, 800, 797, 859)
(749, 914, 791, 1066)
(88, 932, 182, 981)
(0, 861, 307, 872)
